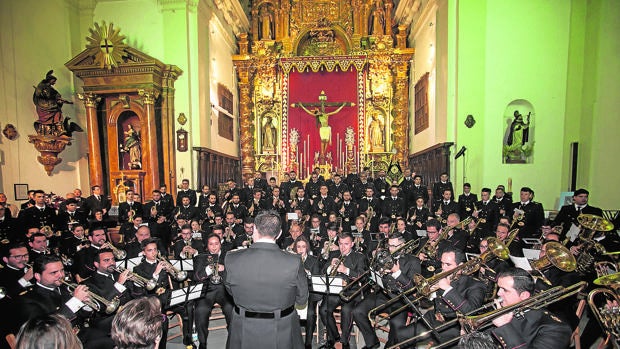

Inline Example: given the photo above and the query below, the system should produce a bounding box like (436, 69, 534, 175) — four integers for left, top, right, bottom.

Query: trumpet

(329, 254, 345, 277)
(102, 242, 127, 260)
(61, 279, 120, 314)
(156, 253, 188, 281)
(183, 239, 193, 259)
(128, 209, 135, 223)
(112, 266, 157, 291)
(321, 237, 335, 260)
(208, 255, 222, 285)
(390, 281, 587, 349)
(588, 288, 620, 346)
(224, 224, 233, 243)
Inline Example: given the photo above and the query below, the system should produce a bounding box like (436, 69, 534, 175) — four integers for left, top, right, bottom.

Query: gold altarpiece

(233, 0, 414, 179)
(65, 24, 182, 204)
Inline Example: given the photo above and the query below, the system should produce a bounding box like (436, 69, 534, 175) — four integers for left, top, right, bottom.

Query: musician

(396, 248, 486, 348)
(319, 224, 341, 260)
(279, 222, 304, 251)
(406, 196, 430, 232)
(484, 268, 572, 348)
(224, 210, 309, 349)
(239, 178, 256, 203)
(201, 193, 223, 226)
(305, 172, 323, 200)
(493, 186, 513, 216)
(224, 212, 244, 245)
(197, 184, 213, 211)
(473, 188, 500, 236)
(293, 236, 322, 349)
(417, 219, 450, 277)
(211, 224, 234, 254)
(176, 196, 200, 222)
(125, 225, 167, 259)
(133, 238, 193, 348)
(18, 189, 57, 234)
(118, 215, 143, 242)
(83, 185, 111, 218)
(173, 224, 203, 260)
(383, 185, 406, 222)
(176, 178, 197, 207)
(74, 227, 108, 280)
(495, 222, 523, 257)
(477, 237, 510, 300)
(227, 194, 249, 223)
(328, 174, 349, 202)
(374, 170, 390, 199)
(353, 231, 421, 348)
(352, 172, 375, 202)
(398, 169, 415, 206)
(280, 171, 303, 201)
(510, 187, 545, 239)
(458, 183, 478, 219)
(19, 190, 35, 210)
(27, 232, 49, 263)
(246, 188, 266, 218)
(117, 189, 143, 225)
(359, 187, 380, 232)
(288, 187, 312, 216)
(232, 217, 255, 249)
(351, 216, 371, 255)
(194, 233, 233, 349)
(337, 190, 358, 233)
(311, 185, 336, 223)
(554, 188, 603, 241)
(432, 172, 454, 204)
(223, 179, 241, 203)
(395, 217, 415, 242)
(434, 189, 459, 224)
(0, 242, 34, 298)
(55, 198, 87, 236)
(82, 248, 142, 334)
(411, 174, 430, 206)
(319, 230, 368, 349)
(253, 171, 268, 192)
(189, 219, 204, 240)
(16, 255, 113, 348)
(60, 224, 89, 275)
(444, 213, 468, 252)
(144, 189, 174, 221)
(0, 206, 18, 243)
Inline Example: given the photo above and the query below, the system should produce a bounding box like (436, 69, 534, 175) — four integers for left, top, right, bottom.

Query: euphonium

(156, 252, 188, 281)
(102, 242, 127, 260)
(61, 279, 120, 314)
(588, 288, 620, 346)
(529, 241, 576, 285)
(112, 266, 157, 291)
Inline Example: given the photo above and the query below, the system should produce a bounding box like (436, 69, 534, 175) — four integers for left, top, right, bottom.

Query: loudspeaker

(570, 142, 578, 191)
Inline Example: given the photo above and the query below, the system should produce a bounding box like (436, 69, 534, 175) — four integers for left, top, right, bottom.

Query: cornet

(207, 255, 222, 284)
(102, 242, 127, 260)
(156, 253, 188, 281)
(112, 266, 157, 290)
(61, 279, 120, 314)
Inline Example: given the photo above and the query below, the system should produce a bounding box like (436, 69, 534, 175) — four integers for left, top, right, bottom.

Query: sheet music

(370, 270, 384, 289)
(174, 259, 194, 271)
(416, 230, 427, 237)
(465, 253, 480, 261)
(123, 257, 142, 272)
(522, 248, 541, 260)
(509, 255, 532, 271)
(169, 285, 202, 306)
(310, 275, 344, 294)
(567, 224, 581, 242)
(287, 212, 299, 221)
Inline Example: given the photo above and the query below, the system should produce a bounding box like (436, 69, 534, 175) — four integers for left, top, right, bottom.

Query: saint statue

(503, 110, 532, 162)
(368, 112, 384, 151)
(32, 70, 82, 137)
(122, 124, 141, 169)
(262, 114, 277, 151)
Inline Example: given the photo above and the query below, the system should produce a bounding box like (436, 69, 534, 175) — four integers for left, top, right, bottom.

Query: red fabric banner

(287, 68, 359, 176)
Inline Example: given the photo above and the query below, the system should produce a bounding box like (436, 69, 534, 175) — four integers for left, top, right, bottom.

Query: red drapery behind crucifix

(287, 68, 359, 177)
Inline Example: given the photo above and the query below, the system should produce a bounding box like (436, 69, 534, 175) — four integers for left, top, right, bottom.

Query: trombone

(156, 252, 188, 281)
(369, 237, 508, 324)
(102, 242, 127, 260)
(61, 279, 120, 314)
(111, 266, 157, 291)
(389, 281, 588, 349)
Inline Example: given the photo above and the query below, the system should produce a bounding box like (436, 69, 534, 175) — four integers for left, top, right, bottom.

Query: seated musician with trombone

(417, 219, 450, 277)
(393, 247, 486, 348)
(133, 238, 192, 349)
(319, 230, 368, 349)
(193, 232, 234, 349)
(351, 231, 421, 349)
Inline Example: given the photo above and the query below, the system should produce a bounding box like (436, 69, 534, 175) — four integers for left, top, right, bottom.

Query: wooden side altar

(66, 23, 182, 204)
(233, 0, 414, 180)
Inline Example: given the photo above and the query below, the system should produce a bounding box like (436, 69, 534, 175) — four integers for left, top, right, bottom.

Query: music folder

(311, 275, 343, 294)
(169, 284, 202, 306)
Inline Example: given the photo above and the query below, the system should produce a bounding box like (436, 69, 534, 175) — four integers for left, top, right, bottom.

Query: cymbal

(577, 214, 615, 232)
(593, 272, 620, 286)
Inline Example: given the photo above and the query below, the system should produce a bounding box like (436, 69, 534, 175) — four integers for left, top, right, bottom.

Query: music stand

(311, 275, 343, 294)
(171, 259, 194, 271)
(169, 284, 202, 307)
(116, 257, 142, 271)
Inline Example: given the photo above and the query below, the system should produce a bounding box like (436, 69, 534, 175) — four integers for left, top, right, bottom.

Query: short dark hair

(388, 231, 405, 242)
(426, 219, 442, 231)
(463, 183, 471, 188)
(140, 238, 158, 250)
(254, 210, 282, 238)
(33, 255, 62, 274)
(96, 248, 115, 262)
(520, 187, 533, 194)
(1, 242, 28, 259)
(441, 247, 465, 264)
(481, 187, 492, 194)
(498, 267, 535, 294)
(339, 231, 354, 242)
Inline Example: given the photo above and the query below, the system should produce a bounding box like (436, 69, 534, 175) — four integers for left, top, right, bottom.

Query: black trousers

(352, 291, 409, 347)
(194, 287, 233, 349)
(319, 294, 358, 343)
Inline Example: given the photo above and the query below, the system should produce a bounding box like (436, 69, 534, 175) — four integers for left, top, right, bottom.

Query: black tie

(40, 208, 44, 212)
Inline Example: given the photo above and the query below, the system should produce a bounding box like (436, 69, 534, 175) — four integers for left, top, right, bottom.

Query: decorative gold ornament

(177, 113, 187, 126)
(85, 22, 127, 70)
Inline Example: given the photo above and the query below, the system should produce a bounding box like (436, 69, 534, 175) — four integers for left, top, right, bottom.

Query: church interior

(0, 0, 618, 209)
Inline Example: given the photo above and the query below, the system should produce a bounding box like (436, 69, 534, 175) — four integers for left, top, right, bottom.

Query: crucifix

(291, 90, 356, 163)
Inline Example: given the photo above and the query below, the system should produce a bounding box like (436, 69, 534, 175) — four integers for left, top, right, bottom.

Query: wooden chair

(5, 334, 16, 349)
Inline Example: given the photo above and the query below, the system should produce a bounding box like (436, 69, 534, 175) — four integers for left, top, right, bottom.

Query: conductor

(225, 209, 309, 349)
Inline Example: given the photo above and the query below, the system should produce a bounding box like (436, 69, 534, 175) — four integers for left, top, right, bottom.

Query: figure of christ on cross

(291, 90, 356, 163)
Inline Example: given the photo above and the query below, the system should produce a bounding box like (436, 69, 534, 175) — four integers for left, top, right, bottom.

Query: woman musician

(292, 236, 322, 349)
(406, 196, 430, 231)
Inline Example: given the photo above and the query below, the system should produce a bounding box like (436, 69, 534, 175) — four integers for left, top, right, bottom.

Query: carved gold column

(78, 92, 103, 185)
(390, 54, 412, 166)
(236, 60, 256, 177)
(251, 9, 259, 39)
(161, 66, 182, 196)
(139, 89, 161, 191)
(385, 0, 393, 36)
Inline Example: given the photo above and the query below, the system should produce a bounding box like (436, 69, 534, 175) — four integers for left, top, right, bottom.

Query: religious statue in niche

(368, 111, 385, 152)
(259, 6, 273, 40)
(32, 70, 82, 137)
(261, 113, 278, 152)
(502, 100, 535, 163)
(120, 123, 142, 169)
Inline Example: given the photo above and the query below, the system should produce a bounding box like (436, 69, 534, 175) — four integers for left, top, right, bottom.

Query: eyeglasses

(387, 244, 403, 248)
(479, 245, 489, 248)
(10, 254, 29, 260)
